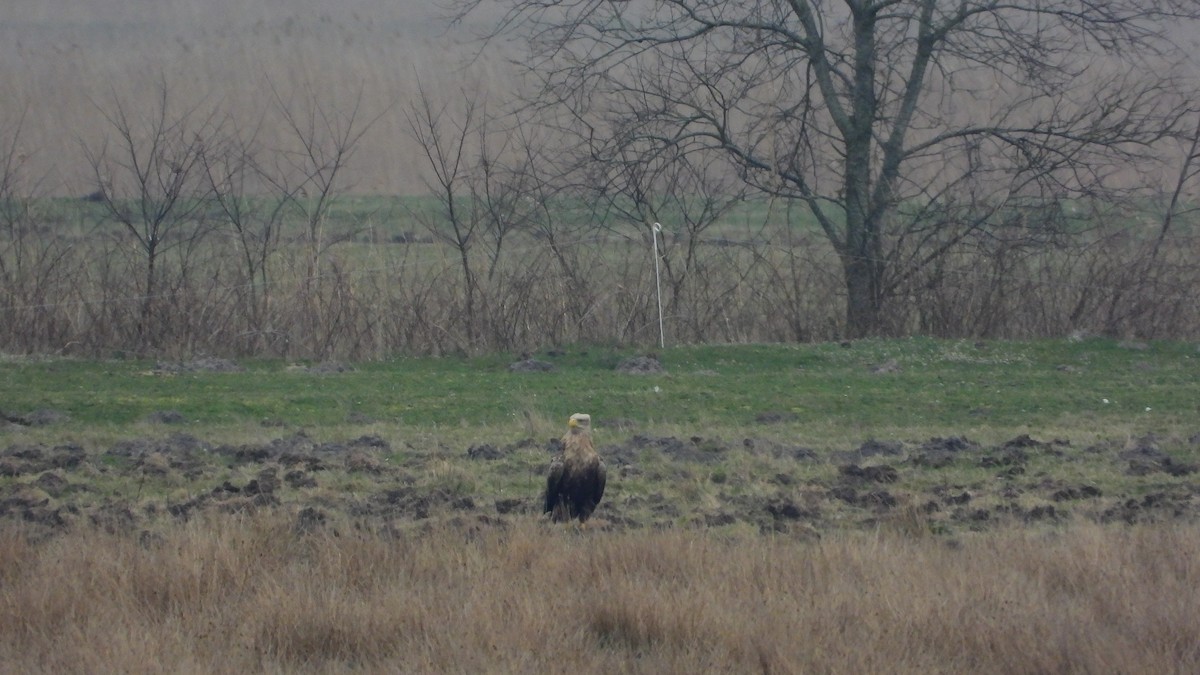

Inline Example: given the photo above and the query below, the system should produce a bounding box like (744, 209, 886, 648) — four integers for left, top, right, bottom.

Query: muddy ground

(2, 413, 1198, 540)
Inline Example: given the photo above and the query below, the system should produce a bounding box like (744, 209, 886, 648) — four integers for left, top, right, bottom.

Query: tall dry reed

(2, 219, 1197, 357)
(0, 513, 1197, 673)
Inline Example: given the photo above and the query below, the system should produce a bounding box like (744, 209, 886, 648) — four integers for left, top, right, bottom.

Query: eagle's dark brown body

(544, 413, 606, 523)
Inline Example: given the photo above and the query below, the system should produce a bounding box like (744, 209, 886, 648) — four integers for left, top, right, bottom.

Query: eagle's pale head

(568, 413, 591, 431)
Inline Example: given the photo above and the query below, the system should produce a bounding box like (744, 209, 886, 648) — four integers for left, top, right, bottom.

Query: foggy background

(1, 0, 519, 196)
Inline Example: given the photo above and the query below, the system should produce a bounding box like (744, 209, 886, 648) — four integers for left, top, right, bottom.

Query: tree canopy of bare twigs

(80, 81, 221, 350)
(451, 0, 1200, 337)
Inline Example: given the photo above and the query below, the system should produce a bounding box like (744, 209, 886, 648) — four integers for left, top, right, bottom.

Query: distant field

(28, 192, 823, 243)
(3, 338, 1199, 671)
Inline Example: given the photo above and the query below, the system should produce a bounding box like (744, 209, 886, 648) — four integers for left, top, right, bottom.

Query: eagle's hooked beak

(568, 417, 578, 428)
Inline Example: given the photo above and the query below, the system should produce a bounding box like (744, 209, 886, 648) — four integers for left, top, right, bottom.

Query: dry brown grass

(1, 513, 1197, 673)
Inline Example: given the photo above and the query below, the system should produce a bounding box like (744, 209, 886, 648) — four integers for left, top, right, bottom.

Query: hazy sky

(2, 0, 507, 195)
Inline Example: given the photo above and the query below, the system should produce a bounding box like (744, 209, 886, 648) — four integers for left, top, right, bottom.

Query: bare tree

(405, 85, 486, 348)
(1097, 112, 1200, 337)
(81, 80, 219, 351)
(0, 106, 76, 352)
(506, 117, 601, 340)
(587, 133, 748, 341)
(199, 113, 296, 354)
(269, 83, 375, 263)
(266, 82, 381, 357)
(454, 0, 1200, 338)
(405, 84, 544, 349)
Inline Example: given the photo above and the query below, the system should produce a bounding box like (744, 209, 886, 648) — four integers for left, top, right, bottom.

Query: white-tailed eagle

(544, 413, 606, 523)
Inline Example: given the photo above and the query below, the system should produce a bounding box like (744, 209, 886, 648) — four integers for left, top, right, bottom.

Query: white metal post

(651, 222, 665, 350)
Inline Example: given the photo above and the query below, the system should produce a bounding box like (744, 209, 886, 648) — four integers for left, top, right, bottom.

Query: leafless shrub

(6, 87, 1200, 357)
(79, 80, 222, 354)
(0, 109, 80, 353)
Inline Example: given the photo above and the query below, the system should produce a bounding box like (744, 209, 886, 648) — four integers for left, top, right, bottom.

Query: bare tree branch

(453, 0, 1200, 337)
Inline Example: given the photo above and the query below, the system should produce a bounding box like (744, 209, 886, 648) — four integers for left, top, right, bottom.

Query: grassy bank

(3, 337, 1196, 438)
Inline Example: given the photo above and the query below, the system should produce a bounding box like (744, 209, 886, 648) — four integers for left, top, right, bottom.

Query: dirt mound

(766, 497, 820, 521)
(832, 438, 903, 464)
(1119, 435, 1198, 476)
(838, 463, 899, 484)
(869, 359, 901, 374)
(1050, 485, 1103, 501)
(0, 484, 68, 531)
(625, 435, 729, 463)
(2, 409, 70, 427)
(0, 443, 86, 476)
(145, 410, 186, 424)
(210, 433, 390, 467)
(741, 438, 819, 461)
(304, 361, 355, 374)
(153, 358, 244, 374)
(494, 497, 529, 515)
(466, 444, 505, 460)
(295, 506, 327, 533)
(508, 359, 555, 372)
(829, 486, 898, 510)
(980, 445, 1029, 472)
(615, 356, 665, 374)
(3, 426, 1199, 538)
(284, 469, 318, 489)
(355, 487, 477, 520)
(911, 436, 978, 468)
(598, 443, 639, 468)
(345, 449, 386, 474)
(1099, 490, 1195, 525)
(33, 471, 72, 497)
(466, 438, 538, 461)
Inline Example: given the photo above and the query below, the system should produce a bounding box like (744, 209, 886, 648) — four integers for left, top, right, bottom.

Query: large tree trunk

(840, 7, 882, 338)
(139, 241, 159, 351)
(841, 253, 883, 339)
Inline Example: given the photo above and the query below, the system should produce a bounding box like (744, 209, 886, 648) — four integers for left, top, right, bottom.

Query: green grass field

(3, 337, 1194, 439)
(2, 336, 1196, 533)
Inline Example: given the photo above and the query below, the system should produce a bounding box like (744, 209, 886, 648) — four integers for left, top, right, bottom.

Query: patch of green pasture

(0, 338, 1195, 445)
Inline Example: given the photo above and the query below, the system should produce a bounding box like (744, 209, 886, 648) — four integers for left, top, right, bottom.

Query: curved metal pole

(652, 222, 665, 350)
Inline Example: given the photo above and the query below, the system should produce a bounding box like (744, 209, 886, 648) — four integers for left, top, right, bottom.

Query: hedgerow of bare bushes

(4, 210, 1195, 359)
(0, 95, 1197, 359)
